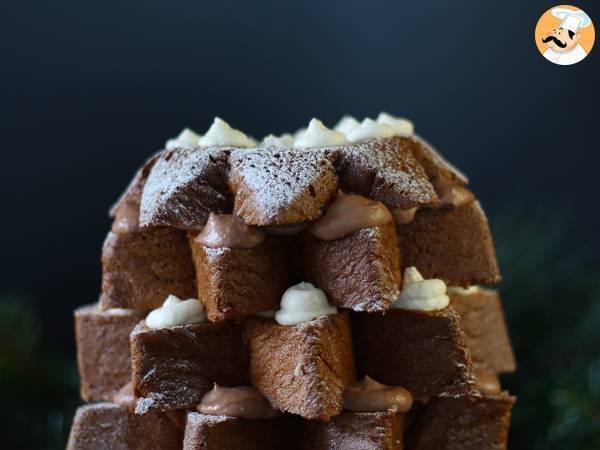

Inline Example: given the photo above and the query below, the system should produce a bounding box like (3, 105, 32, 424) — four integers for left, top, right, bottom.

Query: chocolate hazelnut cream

(391, 176, 474, 226)
(431, 176, 474, 209)
(342, 376, 413, 413)
(309, 193, 393, 241)
(196, 213, 265, 249)
(474, 368, 501, 395)
(111, 202, 140, 234)
(197, 384, 279, 420)
(112, 382, 137, 411)
(392, 207, 418, 225)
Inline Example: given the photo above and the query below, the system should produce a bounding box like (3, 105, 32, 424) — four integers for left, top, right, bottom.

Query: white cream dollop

(376, 112, 414, 136)
(106, 308, 135, 316)
(346, 118, 395, 143)
(260, 133, 294, 148)
(198, 117, 256, 148)
(447, 285, 480, 296)
(334, 115, 361, 134)
(166, 128, 202, 150)
(275, 282, 337, 325)
(391, 267, 449, 311)
(293, 127, 307, 138)
(293, 118, 348, 149)
(146, 295, 207, 329)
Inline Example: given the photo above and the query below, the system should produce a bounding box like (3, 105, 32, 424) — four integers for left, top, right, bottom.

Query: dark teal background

(0, 1, 598, 448)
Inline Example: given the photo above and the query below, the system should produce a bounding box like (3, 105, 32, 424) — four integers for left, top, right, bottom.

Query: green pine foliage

(0, 207, 598, 449)
(0, 294, 79, 449)
(492, 208, 600, 450)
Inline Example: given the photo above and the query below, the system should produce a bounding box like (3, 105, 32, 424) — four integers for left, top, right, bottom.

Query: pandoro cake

(131, 303, 249, 413)
(405, 370, 515, 450)
(449, 287, 516, 373)
(188, 213, 290, 321)
(245, 302, 355, 421)
(183, 385, 288, 450)
(68, 113, 516, 450)
(74, 304, 145, 402)
(67, 402, 184, 450)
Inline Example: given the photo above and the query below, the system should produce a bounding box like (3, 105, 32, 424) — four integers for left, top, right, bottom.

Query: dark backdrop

(1, 0, 599, 380)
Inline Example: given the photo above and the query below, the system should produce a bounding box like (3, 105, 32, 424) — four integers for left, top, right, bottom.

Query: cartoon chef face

(542, 27, 581, 52)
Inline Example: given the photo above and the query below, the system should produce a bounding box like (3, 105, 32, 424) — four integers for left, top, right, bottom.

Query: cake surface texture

(69, 114, 515, 449)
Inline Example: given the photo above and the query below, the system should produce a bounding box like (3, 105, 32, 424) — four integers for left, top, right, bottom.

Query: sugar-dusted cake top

(111, 114, 472, 231)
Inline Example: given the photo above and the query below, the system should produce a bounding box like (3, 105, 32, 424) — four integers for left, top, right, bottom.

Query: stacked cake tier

(68, 115, 516, 450)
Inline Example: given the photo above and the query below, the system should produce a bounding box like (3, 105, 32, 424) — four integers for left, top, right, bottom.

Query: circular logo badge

(535, 5, 595, 65)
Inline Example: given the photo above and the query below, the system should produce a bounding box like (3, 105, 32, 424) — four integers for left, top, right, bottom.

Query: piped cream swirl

(146, 295, 207, 329)
(275, 282, 337, 325)
(390, 267, 449, 311)
(166, 128, 202, 150)
(346, 118, 395, 143)
(293, 118, 347, 148)
(198, 117, 255, 148)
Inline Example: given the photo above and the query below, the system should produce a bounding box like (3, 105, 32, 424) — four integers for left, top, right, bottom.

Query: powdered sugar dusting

(409, 135, 468, 184)
(229, 147, 339, 225)
(109, 151, 162, 218)
(69, 403, 130, 448)
(337, 137, 438, 209)
(139, 146, 231, 230)
(83, 403, 126, 414)
(187, 411, 234, 425)
(69, 402, 184, 449)
(119, 133, 470, 231)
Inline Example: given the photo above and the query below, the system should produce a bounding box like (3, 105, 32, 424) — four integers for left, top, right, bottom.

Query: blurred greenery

(493, 207, 600, 450)
(0, 206, 598, 449)
(0, 293, 79, 449)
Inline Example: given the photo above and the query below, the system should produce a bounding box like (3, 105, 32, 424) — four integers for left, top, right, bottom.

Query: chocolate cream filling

(196, 213, 265, 249)
(392, 175, 474, 226)
(112, 382, 137, 411)
(342, 376, 413, 413)
(474, 368, 501, 395)
(308, 193, 392, 241)
(111, 201, 140, 234)
(197, 384, 279, 420)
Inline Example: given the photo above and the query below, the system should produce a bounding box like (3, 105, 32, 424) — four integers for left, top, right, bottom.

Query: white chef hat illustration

(551, 7, 592, 33)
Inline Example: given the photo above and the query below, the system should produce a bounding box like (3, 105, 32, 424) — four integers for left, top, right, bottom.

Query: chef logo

(535, 5, 595, 65)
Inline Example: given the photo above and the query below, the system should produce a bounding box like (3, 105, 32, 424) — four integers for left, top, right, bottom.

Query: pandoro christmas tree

(67, 113, 516, 450)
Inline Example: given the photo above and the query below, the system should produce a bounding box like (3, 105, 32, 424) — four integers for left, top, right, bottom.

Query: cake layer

(183, 412, 288, 450)
(228, 147, 339, 226)
(396, 201, 500, 286)
(101, 227, 196, 311)
(139, 146, 231, 230)
(296, 410, 405, 450)
(294, 222, 401, 312)
(77, 120, 515, 447)
(245, 314, 355, 421)
(107, 134, 492, 237)
(405, 392, 515, 450)
(67, 403, 184, 450)
(110, 152, 160, 229)
(336, 137, 437, 210)
(75, 304, 144, 402)
(352, 307, 475, 399)
(189, 235, 289, 321)
(398, 136, 467, 186)
(451, 289, 516, 373)
(131, 321, 249, 413)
